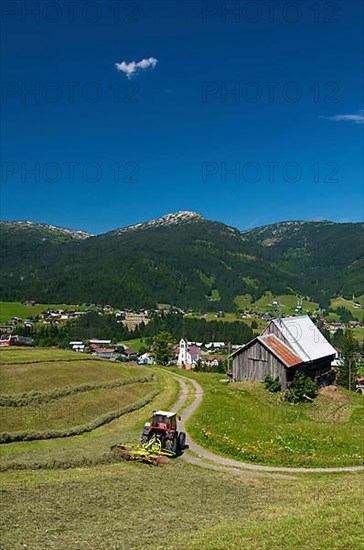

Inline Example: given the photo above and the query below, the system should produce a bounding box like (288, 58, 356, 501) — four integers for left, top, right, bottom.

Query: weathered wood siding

(262, 321, 291, 346)
(301, 357, 334, 385)
(233, 340, 287, 387)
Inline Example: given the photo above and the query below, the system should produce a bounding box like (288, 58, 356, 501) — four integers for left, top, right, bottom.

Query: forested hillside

(1, 213, 362, 310)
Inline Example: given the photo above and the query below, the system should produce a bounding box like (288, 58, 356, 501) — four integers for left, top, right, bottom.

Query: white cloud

(322, 111, 364, 124)
(115, 57, 158, 78)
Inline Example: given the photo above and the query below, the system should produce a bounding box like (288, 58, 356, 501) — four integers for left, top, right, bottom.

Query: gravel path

(171, 372, 364, 475)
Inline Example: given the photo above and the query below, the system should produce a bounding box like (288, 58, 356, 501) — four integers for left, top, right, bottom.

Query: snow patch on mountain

(1, 221, 92, 240)
(115, 211, 206, 233)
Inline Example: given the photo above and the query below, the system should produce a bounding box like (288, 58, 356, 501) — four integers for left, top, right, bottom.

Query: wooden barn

(231, 316, 336, 388)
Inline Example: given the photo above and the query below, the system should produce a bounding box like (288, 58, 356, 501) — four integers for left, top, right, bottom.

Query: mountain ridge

(1, 212, 361, 239)
(1, 213, 363, 309)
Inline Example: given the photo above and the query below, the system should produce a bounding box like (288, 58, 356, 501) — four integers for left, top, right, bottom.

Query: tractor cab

(140, 410, 186, 454)
(150, 410, 177, 431)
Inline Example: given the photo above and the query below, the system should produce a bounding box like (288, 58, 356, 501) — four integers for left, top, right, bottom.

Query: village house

(231, 316, 336, 389)
(88, 338, 112, 346)
(93, 348, 118, 360)
(137, 352, 154, 365)
(69, 341, 85, 352)
(177, 338, 201, 369)
(204, 342, 225, 351)
(121, 347, 138, 360)
(203, 355, 226, 368)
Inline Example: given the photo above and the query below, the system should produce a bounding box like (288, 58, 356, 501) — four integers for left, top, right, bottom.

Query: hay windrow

(0, 374, 155, 406)
(0, 388, 160, 443)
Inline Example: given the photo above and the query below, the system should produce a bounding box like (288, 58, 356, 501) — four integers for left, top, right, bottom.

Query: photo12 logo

(201, 81, 340, 104)
(1, 1, 140, 24)
(1, 161, 140, 184)
(201, 161, 340, 184)
(201, 1, 340, 24)
(1, 81, 140, 104)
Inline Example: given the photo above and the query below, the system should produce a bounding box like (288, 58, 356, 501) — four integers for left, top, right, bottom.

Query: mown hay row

(1, 357, 96, 366)
(0, 450, 117, 471)
(0, 374, 155, 407)
(0, 388, 160, 443)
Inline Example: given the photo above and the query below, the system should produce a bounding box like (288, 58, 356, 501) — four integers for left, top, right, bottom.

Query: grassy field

(117, 338, 148, 352)
(352, 327, 364, 343)
(1, 462, 363, 549)
(330, 297, 364, 321)
(187, 311, 240, 322)
(0, 351, 363, 548)
(234, 292, 319, 314)
(253, 292, 319, 314)
(0, 348, 178, 469)
(188, 292, 319, 327)
(0, 347, 84, 363)
(0, 301, 87, 323)
(0, 356, 146, 394)
(1, 382, 157, 435)
(234, 293, 253, 310)
(176, 371, 364, 468)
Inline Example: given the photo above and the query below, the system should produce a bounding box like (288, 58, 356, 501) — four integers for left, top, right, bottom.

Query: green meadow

(0, 301, 88, 323)
(0, 348, 363, 549)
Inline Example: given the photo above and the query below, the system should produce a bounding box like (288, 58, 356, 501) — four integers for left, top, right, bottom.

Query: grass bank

(163, 368, 364, 468)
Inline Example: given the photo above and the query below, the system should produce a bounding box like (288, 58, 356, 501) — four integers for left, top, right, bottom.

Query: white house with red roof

(177, 338, 201, 369)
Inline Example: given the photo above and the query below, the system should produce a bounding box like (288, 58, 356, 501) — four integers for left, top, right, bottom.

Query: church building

(177, 338, 201, 369)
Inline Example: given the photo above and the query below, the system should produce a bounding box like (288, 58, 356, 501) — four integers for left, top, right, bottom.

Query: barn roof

(270, 316, 337, 362)
(258, 334, 302, 368)
(230, 315, 336, 366)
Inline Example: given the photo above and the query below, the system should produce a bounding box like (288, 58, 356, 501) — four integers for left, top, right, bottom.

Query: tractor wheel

(178, 432, 186, 451)
(141, 434, 148, 444)
(172, 434, 179, 454)
(164, 439, 173, 451)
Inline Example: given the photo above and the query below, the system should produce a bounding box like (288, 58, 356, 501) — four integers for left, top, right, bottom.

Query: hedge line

(0, 388, 160, 444)
(0, 374, 155, 407)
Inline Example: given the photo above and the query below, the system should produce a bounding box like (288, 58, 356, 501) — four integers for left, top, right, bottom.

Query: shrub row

(0, 388, 160, 444)
(0, 374, 155, 407)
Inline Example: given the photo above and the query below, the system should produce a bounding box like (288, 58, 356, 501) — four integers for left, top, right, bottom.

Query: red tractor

(141, 410, 186, 454)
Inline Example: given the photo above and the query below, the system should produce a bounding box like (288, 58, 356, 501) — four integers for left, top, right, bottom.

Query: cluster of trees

(141, 312, 253, 344)
(264, 372, 318, 403)
(16, 313, 132, 348)
(16, 311, 254, 349)
(334, 306, 355, 323)
(336, 330, 360, 391)
(285, 372, 318, 403)
(194, 359, 228, 374)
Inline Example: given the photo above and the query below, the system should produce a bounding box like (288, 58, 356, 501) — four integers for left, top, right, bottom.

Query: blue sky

(1, 0, 363, 233)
